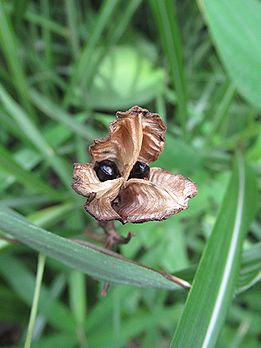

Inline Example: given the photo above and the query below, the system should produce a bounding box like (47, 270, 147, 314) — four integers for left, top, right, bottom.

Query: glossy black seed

(128, 161, 150, 179)
(94, 160, 120, 182)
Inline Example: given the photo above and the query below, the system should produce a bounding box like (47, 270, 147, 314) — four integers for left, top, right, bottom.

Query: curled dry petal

(72, 163, 117, 198)
(90, 106, 166, 179)
(117, 106, 166, 164)
(113, 168, 197, 223)
(86, 178, 123, 221)
(73, 163, 100, 197)
(90, 112, 142, 180)
(72, 163, 124, 221)
(149, 168, 197, 201)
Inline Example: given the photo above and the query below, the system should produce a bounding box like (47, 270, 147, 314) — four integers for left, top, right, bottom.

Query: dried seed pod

(72, 106, 197, 223)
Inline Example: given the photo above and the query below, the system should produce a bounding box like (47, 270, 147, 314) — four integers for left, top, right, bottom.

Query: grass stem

(24, 253, 46, 348)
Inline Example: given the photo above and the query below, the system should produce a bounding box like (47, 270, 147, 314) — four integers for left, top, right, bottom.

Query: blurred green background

(0, 0, 260, 347)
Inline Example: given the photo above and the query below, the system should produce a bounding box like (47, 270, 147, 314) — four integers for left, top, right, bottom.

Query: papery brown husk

(72, 106, 197, 223)
(90, 106, 166, 180)
(112, 168, 197, 223)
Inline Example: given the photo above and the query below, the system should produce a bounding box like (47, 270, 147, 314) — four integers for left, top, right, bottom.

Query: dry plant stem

(98, 221, 133, 250)
(99, 221, 133, 296)
(84, 228, 106, 242)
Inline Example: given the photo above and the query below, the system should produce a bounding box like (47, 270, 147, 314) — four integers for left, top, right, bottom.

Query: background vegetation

(0, 0, 260, 347)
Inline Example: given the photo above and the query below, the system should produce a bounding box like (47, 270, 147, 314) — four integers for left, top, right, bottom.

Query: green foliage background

(0, 0, 260, 347)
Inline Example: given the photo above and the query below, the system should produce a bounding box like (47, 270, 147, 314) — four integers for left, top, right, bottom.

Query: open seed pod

(72, 106, 197, 223)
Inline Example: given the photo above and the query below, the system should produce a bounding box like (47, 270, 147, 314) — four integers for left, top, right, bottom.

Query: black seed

(94, 160, 120, 182)
(128, 161, 150, 179)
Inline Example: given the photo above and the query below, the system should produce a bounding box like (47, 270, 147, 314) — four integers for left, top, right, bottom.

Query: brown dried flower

(72, 106, 197, 223)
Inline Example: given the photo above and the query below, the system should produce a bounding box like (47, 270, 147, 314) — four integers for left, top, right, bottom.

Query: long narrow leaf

(0, 208, 189, 290)
(171, 153, 258, 347)
(150, 0, 187, 133)
(237, 242, 261, 293)
(0, 144, 63, 200)
(30, 90, 92, 140)
(81, 0, 142, 92)
(0, 83, 71, 187)
(0, 253, 75, 332)
(25, 10, 69, 38)
(175, 242, 261, 293)
(0, 2, 34, 116)
(64, 0, 120, 105)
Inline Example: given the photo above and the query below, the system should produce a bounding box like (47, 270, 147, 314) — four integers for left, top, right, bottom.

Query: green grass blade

(175, 242, 261, 293)
(69, 271, 86, 325)
(201, 0, 261, 108)
(30, 89, 92, 140)
(0, 2, 34, 116)
(21, 334, 77, 348)
(205, 82, 235, 144)
(0, 195, 50, 209)
(65, 0, 80, 59)
(88, 306, 180, 348)
(0, 110, 30, 142)
(0, 253, 75, 332)
(150, 0, 187, 133)
(40, 0, 53, 69)
(171, 153, 258, 347)
(28, 203, 76, 228)
(69, 271, 87, 348)
(237, 242, 261, 294)
(0, 145, 63, 200)
(81, 0, 142, 92)
(0, 208, 188, 291)
(0, 84, 52, 153)
(12, 0, 29, 28)
(25, 9, 69, 38)
(64, 0, 120, 105)
(24, 253, 46, 348)
(0, 83, 71, 187)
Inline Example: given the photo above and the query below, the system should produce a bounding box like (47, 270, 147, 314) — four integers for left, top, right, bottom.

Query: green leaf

(0, 144, 62, 200)
(88, 307, 180, 348)
(0, 208, 188, 291)
(24, 8, 69, 38)
(150, 0, 188, 132)
(201, 0, 261, 109)
(0, 253, 75, 332)
(65, 0, 142, 107)
(12, 0, 29, 27)
(64, 0, 120, 105)
(171, 153, 258, 347)
(24, 253, 46, 348)
(65, 0, 80, 59)
(18, 334, 77, 348)
(28, 203, 76, 229)
(0, 83, 71, 187)
(0, 2, 34, 116)
(237, 242, 261, 294)
(30, 89, 92, 140)
(175, 242, 261, 293)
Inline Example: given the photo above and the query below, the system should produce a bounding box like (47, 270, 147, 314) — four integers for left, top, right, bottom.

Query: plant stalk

(24, 253, 46, 348)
